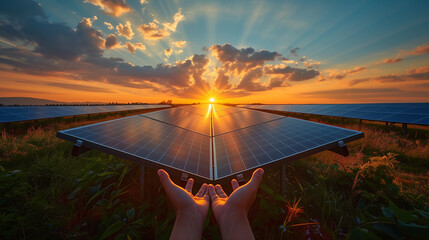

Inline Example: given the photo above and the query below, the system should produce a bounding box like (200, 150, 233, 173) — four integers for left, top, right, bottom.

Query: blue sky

(0, 0, 428, 103)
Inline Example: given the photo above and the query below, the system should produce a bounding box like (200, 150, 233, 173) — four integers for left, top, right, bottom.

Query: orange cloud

(138, 21, 169, 39)
(125, 42, 146, 54)
(382, 57, 403, 64)
(172, 40, 187, 48)
(84, 0, 130, 17)
(403, 44, 429, 56)
(116, 21, 134, 39)
(162, 9, 185, 32)
(105, 34, 120, 49)
(328, 66, 366, 80)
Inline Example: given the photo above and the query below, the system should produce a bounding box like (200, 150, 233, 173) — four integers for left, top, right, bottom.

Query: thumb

(248, 168, 264, 189)
(157, 169, 175, 192)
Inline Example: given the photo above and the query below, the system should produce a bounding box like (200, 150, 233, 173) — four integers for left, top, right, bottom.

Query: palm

(209, 168, 264, 223)
(158, 169, 210, 222)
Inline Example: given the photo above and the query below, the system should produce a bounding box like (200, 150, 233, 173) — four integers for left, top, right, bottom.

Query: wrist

(218, 210, 249, 233)
(171, 212, 204, 240)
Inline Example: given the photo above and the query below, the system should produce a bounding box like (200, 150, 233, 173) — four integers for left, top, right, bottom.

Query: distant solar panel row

(239, 103, 429, 126)
(57, 104, 364, 182)
(0, 105, 171, 123)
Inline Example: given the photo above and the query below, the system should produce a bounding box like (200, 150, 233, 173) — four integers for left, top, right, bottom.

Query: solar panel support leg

(71, 140, 90, 156)
(140, 164, 145, 199)
(402, 123, 407, 138)
(282, 164, 287, 198)
(329, 140, 349, 157)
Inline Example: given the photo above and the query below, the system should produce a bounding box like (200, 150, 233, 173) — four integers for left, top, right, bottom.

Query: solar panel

(57, 115, 212, 180)
(0, 105, 170, 123)
(57, 104, 364, 182)
(213, 117, 362, 179)
(241, 103, 429, 125)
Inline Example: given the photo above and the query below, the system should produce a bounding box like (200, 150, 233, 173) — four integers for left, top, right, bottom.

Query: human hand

(208, 168, 264, 240)
(157, 169, 210, 240)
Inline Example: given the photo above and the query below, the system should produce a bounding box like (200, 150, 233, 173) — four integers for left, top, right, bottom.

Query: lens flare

(210, 97, 215, 102)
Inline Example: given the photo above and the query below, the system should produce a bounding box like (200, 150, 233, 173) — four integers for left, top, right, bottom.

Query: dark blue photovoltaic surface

(58, 115, 212, 179)
(239, 103, 429, 125)
(214, 117, 363, 179)
(0, 105, 170, 123)
(58, 104, 364, 181)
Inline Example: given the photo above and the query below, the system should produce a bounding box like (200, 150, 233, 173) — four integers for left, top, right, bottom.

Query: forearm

(170, 212, 204, 240)
(219, 211, 255, 240)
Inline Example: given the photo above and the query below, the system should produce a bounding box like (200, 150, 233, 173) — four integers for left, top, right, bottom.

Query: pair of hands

(157, 168, 264, 240)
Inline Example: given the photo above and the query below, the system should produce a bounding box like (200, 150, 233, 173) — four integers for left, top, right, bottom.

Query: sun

(209, 97, 215, 102)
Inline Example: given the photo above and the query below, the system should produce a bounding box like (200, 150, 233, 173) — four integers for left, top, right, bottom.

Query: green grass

(1, 115, 428, 239)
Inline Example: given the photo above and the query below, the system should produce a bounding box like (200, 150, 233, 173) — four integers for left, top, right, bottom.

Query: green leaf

(389, 201, 417, 223)
(83, 183, 114, 212)
(416, 209, 429, 220)
(126, 208, 135, 219)
(398, 220, 429, 238)
(100, 221, 124, 240)
(372, 223, 402, 239)
(259, 183, 274, 194)
(381, 206, 395, 219)
(330, 163, 339, 169)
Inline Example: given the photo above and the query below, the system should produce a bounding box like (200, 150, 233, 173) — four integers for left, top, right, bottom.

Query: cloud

(382, 57, 403, 64)
(290, 47, 299, 56)
(172, 40, 187, 48)
(104, 22, 114, 30)
(105, 34, 120, 49)
(215, 69, 231, 90)
(140, 0, 147, 4)
(348, 66, 429, 86)
(328, 66, 366, 80)
(84, 0, 130, 17)
(125, 42, 145, 54)
(267, 77, 291, 89)
(45, 82, 114, 93)
(162, 8, 185, 32)
(137, 9, 185, 40)
(210, 44, 280, 74)
(138, 21, 169, 39)
(236, 68, 266, 91)
(164, 48, 172, 58)
(116, 21, 134, 39)
(264, 65, 319, 81)
(403, 44, 429, 56)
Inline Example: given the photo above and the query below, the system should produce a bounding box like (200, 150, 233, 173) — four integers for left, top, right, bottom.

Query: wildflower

(279, 225, 287, 233)
(123, 218, 127, 222)
(356, 217, 361, 224)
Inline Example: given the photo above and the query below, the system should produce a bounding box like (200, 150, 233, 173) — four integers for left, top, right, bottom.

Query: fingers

(207, 184, 219, 202)
(248, 168, 264, 189)
(215, 184, 228, 198)
(185, 178, 194, 193)
(231, 179, 239, 191)
(195, 183, 207, 197)
(157, 169, 175, 192)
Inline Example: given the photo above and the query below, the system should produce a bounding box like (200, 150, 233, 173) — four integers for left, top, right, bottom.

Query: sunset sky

(1, 0, 428, 104)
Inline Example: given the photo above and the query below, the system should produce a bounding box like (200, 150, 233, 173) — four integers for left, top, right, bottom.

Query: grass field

(1, 111, 428, 239)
